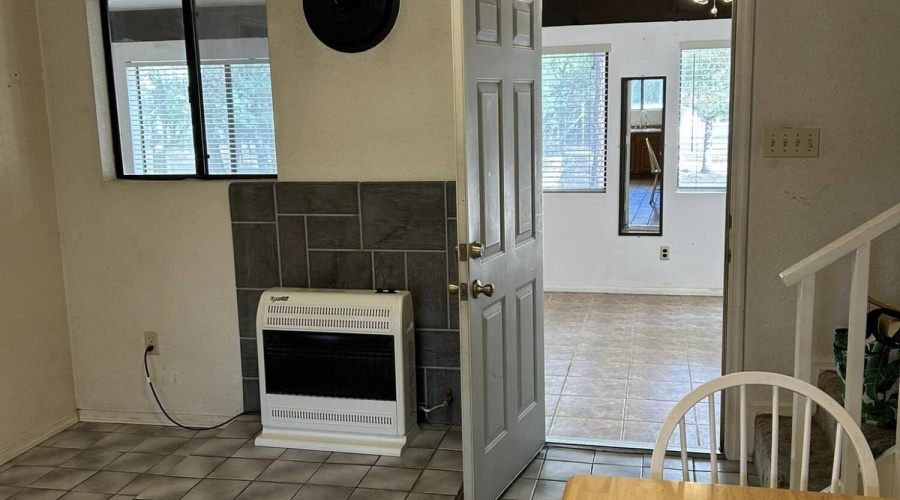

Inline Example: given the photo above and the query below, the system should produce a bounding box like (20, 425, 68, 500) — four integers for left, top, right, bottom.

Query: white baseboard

(544, 284, 724, 296)
(0, 410, 79, 466)
(78, 408, 242, 428)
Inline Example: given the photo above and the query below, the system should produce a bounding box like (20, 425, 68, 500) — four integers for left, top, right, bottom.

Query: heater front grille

(266, 317, 391, 331)
(267, 305, 391, 317)
(271, 408, 394, 428)
(265, 305, 392, 332)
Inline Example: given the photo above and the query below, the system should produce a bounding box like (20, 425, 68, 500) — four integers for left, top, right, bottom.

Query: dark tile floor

(502, 447, 757, 500)
(0, 419, 757, 500)
(0, 418, 462, 500)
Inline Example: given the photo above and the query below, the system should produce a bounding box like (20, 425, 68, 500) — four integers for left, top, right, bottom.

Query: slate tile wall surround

(229, 182, 461, 425)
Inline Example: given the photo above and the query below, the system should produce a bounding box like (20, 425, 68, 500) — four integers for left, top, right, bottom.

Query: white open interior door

(452, 1, 545, 499)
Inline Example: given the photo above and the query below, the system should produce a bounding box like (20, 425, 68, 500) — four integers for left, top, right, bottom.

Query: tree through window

(542, 51, 609, 192)
(678, 46, 731, 190)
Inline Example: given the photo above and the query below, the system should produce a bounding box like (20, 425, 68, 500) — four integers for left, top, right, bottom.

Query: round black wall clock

(303, 0, 401, 53)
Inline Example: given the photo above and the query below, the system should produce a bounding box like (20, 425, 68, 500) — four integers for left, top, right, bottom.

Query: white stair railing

(780, 202, 900, 496)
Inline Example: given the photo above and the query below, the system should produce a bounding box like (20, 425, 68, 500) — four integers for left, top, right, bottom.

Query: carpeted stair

(752, 370, 896, 491)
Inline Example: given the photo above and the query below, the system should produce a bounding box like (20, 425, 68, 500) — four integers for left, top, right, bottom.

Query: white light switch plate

(763, 127, 820, 158)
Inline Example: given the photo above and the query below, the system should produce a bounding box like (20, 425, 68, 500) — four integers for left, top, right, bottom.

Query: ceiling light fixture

(693, 0, 725, 16)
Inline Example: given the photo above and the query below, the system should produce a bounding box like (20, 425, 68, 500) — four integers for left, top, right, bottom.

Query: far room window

(542, 50, 609, 192)
(678, 46, 731, 190)
(629, 79, 664, 111)
(99, 0, 277, 179)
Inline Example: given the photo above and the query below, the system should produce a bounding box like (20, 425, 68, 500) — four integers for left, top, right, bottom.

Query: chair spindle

(799, 397, 813, 491)
(708, 393, 718, 485)
(830, 424, 843, 494)
(770, 387, 779, 489)
(740, 385, 747, 486)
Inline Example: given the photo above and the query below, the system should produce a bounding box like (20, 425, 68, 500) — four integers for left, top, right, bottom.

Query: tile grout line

(444, 182, 451, 332)
(303, 215, 311, 288)
(273, 184, 283, 288)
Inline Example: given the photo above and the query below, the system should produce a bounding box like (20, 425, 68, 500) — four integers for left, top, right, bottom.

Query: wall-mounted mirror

(619, 76, 666, 236)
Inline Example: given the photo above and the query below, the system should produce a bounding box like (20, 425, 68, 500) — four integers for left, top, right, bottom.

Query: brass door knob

(448, 283, 460, 295)
(469, 242, 486, 259)
(472, 280, 495, 298)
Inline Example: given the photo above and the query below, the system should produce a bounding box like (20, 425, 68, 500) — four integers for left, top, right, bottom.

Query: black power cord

(144, 345, 258, 431)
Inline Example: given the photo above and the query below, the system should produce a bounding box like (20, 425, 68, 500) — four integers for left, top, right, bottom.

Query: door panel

(454, 1, 544, 499)
(482, 300, 507, 446)
(514, 82, 535, 244)
(511, 1, 533, 49)
(476, 0, 500, 44)
(516, 282, 536, 415)
(477, 81, 504, 257)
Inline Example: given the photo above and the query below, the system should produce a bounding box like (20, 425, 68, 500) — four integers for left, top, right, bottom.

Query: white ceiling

(108, 0, 265, 11)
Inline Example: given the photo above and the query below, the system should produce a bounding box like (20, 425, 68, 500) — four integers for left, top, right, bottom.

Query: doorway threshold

(547, 436, 715, 457)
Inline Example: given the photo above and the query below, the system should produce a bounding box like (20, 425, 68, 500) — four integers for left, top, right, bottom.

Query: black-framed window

(99, 0, 277, 180)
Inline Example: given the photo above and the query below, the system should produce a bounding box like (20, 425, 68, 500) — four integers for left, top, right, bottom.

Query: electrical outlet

(144, 331, 159, 355)
(763, 127, 820, 158)
(660, 246, 670, 261)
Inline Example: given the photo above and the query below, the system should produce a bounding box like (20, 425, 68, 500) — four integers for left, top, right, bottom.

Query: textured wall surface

(36, 0, 244, 423)
(32, 0, 455, 425)
(229, 182, 461, 424)
(743, 1, 900, 377)
(266, 0, 457, 182)
(0, 0, 77, 458)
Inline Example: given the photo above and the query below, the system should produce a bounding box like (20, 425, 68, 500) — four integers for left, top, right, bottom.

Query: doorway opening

(541, 16, 733, 451)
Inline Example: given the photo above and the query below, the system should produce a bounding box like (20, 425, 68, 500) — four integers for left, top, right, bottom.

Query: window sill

(543, 190, 607, 194)
(675, 188, 726, 194)
(115, 174, 278, 181)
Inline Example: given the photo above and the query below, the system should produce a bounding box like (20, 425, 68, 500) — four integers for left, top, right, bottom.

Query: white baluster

(843, 243, 870, 496)
(791, 275, 816, 489)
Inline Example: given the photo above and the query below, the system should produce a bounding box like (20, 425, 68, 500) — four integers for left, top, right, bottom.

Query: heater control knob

(472, 280, 495, 298)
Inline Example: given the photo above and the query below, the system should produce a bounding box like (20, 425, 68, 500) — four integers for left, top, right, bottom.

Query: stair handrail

(778, 201, 900, 497)
(780, 203, 900, 287)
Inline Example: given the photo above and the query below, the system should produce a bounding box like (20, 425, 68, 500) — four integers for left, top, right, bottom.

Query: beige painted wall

(267, 0, 456, 182)
(0, 0, 77, 457)
(742, 1, 900, 377)
(31, 0, 455, 421)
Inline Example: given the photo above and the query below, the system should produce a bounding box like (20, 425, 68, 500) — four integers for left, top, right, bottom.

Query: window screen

(542, 52, 609, 192)
(678, 47, 731, 190)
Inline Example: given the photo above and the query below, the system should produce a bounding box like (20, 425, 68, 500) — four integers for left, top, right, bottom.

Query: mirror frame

(618, 76, 667, 237)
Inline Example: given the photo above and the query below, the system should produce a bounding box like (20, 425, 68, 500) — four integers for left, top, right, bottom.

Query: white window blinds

(202, 63, 278, 176)
(542, 52, 609, 192)
(678, 47, 731, 190)
(126, 65, 196, 175)
(125, 62, 277, 176)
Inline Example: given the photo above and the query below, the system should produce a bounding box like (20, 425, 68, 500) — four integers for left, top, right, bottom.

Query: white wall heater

(254, 289, 419, 456)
